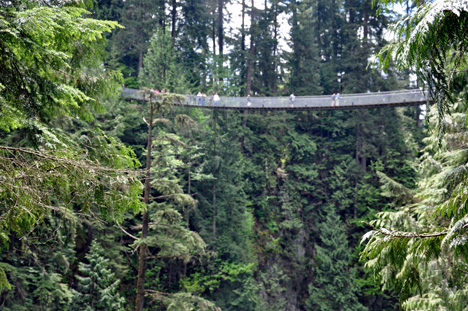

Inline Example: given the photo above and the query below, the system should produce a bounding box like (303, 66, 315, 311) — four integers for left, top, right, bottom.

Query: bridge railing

(121, 88, 429, 109)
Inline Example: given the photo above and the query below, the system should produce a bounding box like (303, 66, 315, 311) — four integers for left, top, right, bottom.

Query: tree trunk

(185, 167, 191, 226)
(171, 0, 177, 46)
(135, 101, 154, 311)
(202, 48, 207, 89)
(240, 109, 248, 149)
(212, 15, 217, 85)
(354, 111, 359, 218)
(212, 111, 217, 236)
(241, 0, 246, 53)
(272, 0, 278, 92)
(291, 0, 300, 89)
(245, 0, 255, 95)
(363, 4, 368, 43)
(217, 0, 224, 74)
(212, 180, 217, 235)
(138, 49, 143, 78)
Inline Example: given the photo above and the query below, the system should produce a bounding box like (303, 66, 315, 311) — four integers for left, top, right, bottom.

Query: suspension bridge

(121, 88, 430, 110)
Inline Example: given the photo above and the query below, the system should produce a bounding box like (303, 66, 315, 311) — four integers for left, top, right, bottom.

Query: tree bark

(171, 0, 177, 47)
(212, 14, 217, 85)
(240, 109, 248, 149)
(135, 101, 154, 311)
(241, 0, 245, 53)
(354, 111, 359, 218)
(217, 0, 224, 59)
(212, 111, 217, 235)
(363, 3, 369, 43)
(291, 0, 300, 89)
(272, 0, 278, 92)
(245, 0, 255, 96)
(138, 49, 143, 78)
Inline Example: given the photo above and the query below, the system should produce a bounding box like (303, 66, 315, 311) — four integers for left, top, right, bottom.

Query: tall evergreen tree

(110, 0, 164, 85)
(73, 240, 126, 311)
(178, 0, 212, 90)
(140, 28, 188, 93)
(307, 208, 367, 311)
(287, 0, 323, 95)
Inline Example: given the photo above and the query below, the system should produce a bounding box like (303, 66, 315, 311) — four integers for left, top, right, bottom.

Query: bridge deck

(121, 88, 430, 110)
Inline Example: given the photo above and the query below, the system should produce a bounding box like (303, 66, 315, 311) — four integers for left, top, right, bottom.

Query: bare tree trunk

(212, 111, 217, 235)
(363, 4, 368, 43)
(135, 101, 154, 311)
(171, 0, 177, 46)
(291, 0, 300, 89)
(202, 48, 207, 89)
(272, 0, 279, 92)
(212, 180, 217, 235)
(245, 0, 255, 95)
(212, 15, 217, 85)
(182, 166, 191, 226)
(354, 111, 359, 218)
(138, 49, 143, 78)
(240, 109, 248, 149)
(217, 0, 224, 82)
(241, 0, 246, 53)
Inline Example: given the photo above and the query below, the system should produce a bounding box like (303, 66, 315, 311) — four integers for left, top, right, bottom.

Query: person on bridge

(331, 93, 336, 106)
(209, 93, 214, 105)
(290, 93, 295, 108)
(335, 93, 341, 106)
(197, 92, 202, 105)
(202, 93, 207, 105)
(247, 94, 251, 106)
(214, 93, 220, 105)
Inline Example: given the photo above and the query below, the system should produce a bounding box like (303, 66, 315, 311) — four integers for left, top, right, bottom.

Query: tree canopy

(362, 0, 468, 309)
(0, 0, 143, 290)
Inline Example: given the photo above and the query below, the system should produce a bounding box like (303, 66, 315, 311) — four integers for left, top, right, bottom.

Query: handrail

(121, 88, 431, 110)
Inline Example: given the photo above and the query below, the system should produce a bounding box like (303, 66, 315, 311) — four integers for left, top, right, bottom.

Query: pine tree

(287, 0, 323, 95)
(110, 0, 164, 83)
(307, 208, 367, 311)
(140, 28, 188, 93)
(177, 0, 212, 90)
(73, 240, 126, 311)
(361, 103, 468, 309)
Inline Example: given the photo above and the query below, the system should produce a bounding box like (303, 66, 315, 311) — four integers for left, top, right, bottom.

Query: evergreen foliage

(307, 208, 367, 311)
(0, 213, 77, 310)
(362, 0, 468, 308)
(361, 103, 468, 309)
(73, 240, 126, 311)
(0, 0, 143, 291)
(373, 0, 468, 129)
(140, 28, 187, 93)
(0, 0, 433, 309)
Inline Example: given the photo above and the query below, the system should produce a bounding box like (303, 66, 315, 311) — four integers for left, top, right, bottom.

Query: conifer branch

(116, 222, 139, 240)
(363, 221, 448, 238)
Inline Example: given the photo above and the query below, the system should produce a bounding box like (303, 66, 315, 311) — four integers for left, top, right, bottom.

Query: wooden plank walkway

(121, 88, 431, 110)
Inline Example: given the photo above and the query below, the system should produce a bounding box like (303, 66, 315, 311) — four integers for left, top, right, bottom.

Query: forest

(1, 0, 468, 310)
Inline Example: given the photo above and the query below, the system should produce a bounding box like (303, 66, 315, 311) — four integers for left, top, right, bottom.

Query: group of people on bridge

(186, 92, 300, 107)
(331, 93, 341, 106)
(187, 92, 221, 106)
(150, 88, 170, 94)
(180, 90, 344, 108)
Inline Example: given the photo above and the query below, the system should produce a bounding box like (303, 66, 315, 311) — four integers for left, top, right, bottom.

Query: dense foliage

(3, 0, 458, 310)
(0, 0, 143, 293)
(362, 0, 468, 310)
